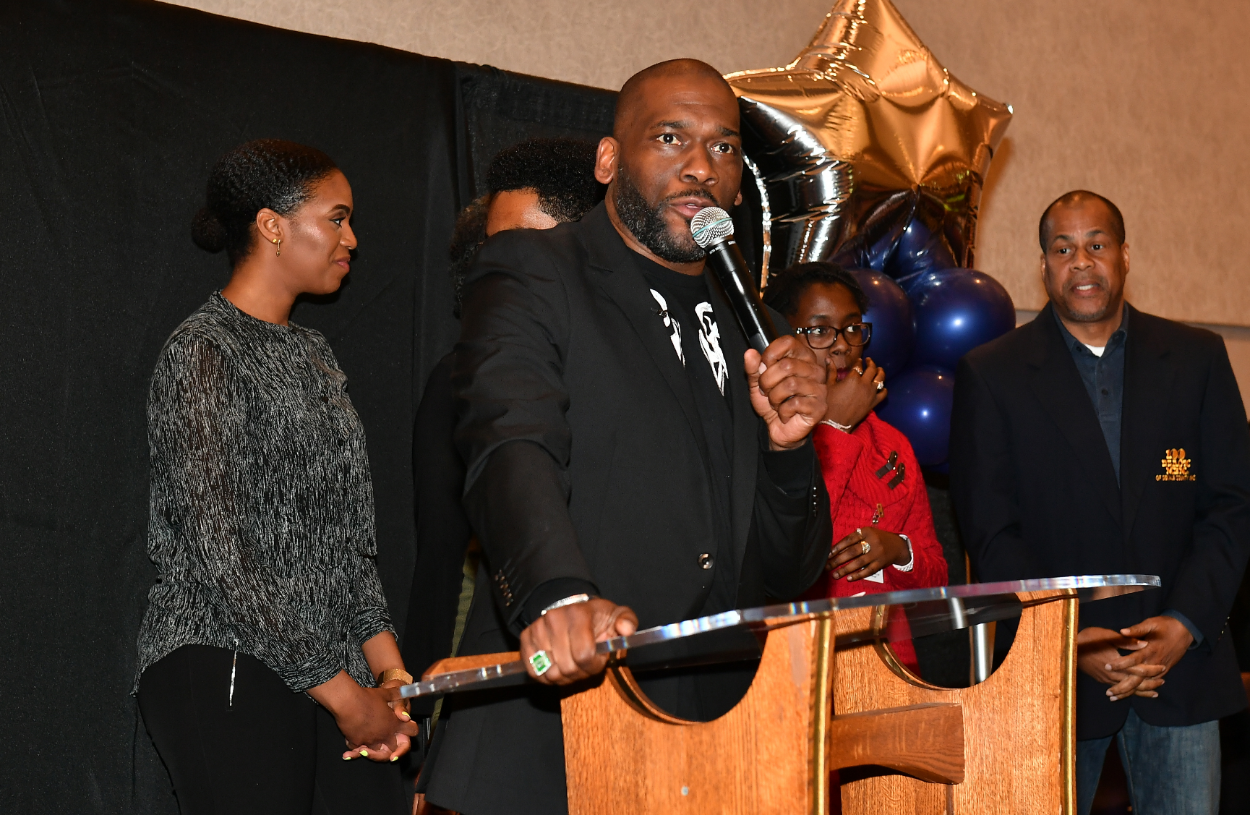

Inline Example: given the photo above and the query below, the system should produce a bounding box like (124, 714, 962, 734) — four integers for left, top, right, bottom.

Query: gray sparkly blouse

(135, 293, 393, 693)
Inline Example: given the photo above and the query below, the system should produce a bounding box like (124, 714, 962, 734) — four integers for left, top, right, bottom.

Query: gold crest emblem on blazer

(1156, 448, 1196, 481)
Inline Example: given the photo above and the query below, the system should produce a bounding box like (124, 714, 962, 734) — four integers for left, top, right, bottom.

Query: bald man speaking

(420, 60, 831, 814)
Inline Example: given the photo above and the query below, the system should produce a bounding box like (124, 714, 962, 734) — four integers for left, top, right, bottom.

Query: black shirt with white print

(636, 255, 737, 614)
(520, 253, 814, 628)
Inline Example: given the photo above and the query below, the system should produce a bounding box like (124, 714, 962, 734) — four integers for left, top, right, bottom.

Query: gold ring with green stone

(529, 649, 553, 676)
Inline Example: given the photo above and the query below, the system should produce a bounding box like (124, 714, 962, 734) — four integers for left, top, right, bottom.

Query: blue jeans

(1075, 708, 1220, 815)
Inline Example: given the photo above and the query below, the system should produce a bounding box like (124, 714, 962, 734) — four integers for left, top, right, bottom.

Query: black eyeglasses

(794, 323, 873, 349)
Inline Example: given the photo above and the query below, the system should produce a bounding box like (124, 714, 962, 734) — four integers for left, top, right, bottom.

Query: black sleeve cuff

(521, 577, 600, 627)
(761, 437, 816, 496)
(1162, 609, 1205, 649)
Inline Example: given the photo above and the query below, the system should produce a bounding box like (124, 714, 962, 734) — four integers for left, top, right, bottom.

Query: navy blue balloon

(857, 230, 898, 272)
(876, 366, 956, 467)
(907, 268, 1015, 370)
(847, 267, 914, 376)
(839, 217, 907, 272)
(885, 215, 956, 281)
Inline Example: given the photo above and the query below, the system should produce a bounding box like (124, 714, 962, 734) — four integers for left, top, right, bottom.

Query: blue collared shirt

(1053, 305, 1202, 646)
(1054, 306, 1128, 483)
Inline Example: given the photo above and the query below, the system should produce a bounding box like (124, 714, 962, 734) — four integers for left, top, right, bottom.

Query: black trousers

(138, 645, 406, 815)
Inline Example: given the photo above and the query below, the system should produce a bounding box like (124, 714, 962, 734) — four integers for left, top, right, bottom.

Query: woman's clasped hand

(316, 673, 418, 762)
(827, 526, 913, 582)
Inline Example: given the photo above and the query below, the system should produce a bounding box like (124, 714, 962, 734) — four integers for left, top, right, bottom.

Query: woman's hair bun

(194, 140, 337, 264)
(191, 207, 228, 254)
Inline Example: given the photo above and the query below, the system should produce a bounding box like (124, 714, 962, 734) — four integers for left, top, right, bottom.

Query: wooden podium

(415, 581, 1154, 814)
(558, 588, 1076, 814)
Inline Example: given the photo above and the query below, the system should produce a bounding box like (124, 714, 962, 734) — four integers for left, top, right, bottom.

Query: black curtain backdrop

(456, 65, 616, 200)
(0, 1, 615, 811)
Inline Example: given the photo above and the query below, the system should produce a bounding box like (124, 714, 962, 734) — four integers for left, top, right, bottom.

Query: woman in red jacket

(765, 262, 947, 668)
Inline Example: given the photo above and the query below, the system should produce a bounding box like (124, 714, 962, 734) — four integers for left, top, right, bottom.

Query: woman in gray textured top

(136, 140, 416, 815)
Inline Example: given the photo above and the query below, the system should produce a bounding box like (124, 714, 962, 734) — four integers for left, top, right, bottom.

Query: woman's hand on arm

(361, 631, 404, 672)
(361, 631, 411, 719)
(827, 527, 911, 581)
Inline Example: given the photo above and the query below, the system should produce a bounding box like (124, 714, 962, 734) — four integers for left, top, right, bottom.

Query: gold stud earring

(272, 237, 281, 257)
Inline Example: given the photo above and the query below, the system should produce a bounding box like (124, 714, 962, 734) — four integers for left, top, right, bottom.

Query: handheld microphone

(690, 207, 777, 354)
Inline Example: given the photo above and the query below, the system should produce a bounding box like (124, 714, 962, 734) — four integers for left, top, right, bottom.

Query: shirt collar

(1052, 302, 1128, 354)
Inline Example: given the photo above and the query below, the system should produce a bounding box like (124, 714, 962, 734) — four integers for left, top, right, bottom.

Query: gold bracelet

(378, 668, 413, 686)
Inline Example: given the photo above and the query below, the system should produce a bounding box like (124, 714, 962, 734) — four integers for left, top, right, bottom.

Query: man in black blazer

(950, 190, 1250, 815)
(421, 60, 831, 815)
(402, 139, 603, 731)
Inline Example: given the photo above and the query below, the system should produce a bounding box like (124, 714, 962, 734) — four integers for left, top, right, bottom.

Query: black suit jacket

(401, 354, 473, 716)
(422, 204, 830, 814)
(950, 303, 1250, 738)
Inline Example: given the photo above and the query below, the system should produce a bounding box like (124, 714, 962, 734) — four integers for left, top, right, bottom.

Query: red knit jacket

(801, 412, 949, 670)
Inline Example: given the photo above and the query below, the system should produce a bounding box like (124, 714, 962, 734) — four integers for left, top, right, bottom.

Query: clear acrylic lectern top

(397, 574, 1159, 700)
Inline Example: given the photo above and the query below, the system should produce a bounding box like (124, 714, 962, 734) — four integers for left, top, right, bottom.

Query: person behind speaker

(949, 190, 1250, 815)
(135, 139, 417, 815)
(764, 262, 948, 669)
(420, 59, 832, 815)
(402, 138, 603, 727)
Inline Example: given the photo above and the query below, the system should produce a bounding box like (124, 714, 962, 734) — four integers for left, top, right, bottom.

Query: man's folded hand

(1076, 626, 1167, 701)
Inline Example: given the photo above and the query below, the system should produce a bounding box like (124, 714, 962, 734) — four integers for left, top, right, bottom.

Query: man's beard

(1057, 274, 1116, 322)
(613, 163, 715, 264)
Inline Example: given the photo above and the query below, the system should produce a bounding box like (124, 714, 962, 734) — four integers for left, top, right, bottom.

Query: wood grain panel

(561, 617, 835, 815)
(420, 651, 519, 679)
(833, 591, 1077, 815)
(827, 703, 964, 784)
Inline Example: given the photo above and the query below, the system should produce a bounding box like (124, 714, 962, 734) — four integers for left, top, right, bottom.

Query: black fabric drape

(0, 1, 618, 812)
(455, 65, 616, 201)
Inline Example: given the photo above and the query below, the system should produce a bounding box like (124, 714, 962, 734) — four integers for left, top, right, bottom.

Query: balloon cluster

(845, 221, 1015, 468)
(727, 0, 1018, 469)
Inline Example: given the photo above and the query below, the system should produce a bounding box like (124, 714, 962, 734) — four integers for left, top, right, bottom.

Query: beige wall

(164, 0, 1250, 407)
(894, 1, 1250, 327)
(165, 0, 835, 91)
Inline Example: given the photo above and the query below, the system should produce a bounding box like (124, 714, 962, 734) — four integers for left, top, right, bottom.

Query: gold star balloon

(726, 0, 1012, 283)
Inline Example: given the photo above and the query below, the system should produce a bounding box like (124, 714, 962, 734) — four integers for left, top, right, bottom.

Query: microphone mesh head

(690, 207, 735, 249)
